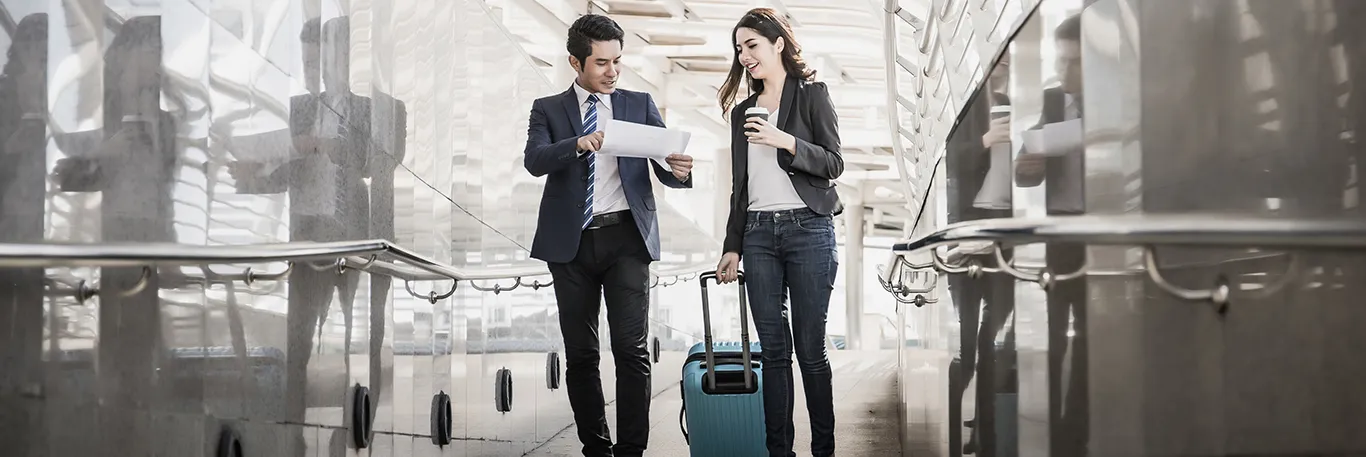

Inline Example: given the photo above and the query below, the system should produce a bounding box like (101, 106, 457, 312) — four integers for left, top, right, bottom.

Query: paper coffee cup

(990, 105, 1012, 119)
(744, 107, 769, 133)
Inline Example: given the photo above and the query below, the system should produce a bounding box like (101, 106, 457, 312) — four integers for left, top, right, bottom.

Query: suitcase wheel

(546, 352, 562, 390)
(431, 391, 453, 446)
(216, 423, 243, 457)
(350, 384, 373, 449)
(652, 337, 661, 364)
(495, 367, 514, 413)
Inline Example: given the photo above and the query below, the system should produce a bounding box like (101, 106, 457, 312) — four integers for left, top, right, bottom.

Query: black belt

(586, 210, 629, 230)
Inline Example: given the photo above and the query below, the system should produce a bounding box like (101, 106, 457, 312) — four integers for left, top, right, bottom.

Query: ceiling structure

(488, 0, 917, 239)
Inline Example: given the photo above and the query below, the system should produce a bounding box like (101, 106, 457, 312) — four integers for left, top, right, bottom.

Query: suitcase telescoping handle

(698, 270, 753, 392)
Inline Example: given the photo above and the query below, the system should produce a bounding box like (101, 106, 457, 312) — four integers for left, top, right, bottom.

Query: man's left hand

(666, 153, 694, 181)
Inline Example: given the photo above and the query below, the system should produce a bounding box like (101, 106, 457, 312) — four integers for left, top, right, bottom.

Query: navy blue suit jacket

(523, 86, 692, 264)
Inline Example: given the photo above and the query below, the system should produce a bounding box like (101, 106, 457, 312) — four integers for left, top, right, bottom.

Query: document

(227, 128, 293, 169)
(1020, 118, 1083, 157)
(597, 119, 692, 171)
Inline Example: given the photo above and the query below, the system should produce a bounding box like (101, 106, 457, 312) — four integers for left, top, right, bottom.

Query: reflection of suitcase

(680, 271, 766, 456)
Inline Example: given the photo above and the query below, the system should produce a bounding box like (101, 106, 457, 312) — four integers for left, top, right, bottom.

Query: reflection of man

(945, 54, 1016, 456)
(227, 16, 405, 454)
(522, 14, 694, 457)
(1014, 13, 1089, 457)
(280, 19, 367, 440)
(0, 13, 48, 457)
(1016, 14, 1084, 207)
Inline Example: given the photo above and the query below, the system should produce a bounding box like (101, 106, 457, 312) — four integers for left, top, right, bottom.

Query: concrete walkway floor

(523, 350, 902, 456)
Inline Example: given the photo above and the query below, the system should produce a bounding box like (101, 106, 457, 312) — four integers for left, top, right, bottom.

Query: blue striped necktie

(582, 94, 599, 230)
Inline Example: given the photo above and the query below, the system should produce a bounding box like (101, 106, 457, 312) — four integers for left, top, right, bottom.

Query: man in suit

(1015, 12, 1089, 457)
(523, 13, 694, 457)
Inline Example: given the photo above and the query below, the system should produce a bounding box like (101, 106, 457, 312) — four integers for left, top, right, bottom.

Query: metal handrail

(12, 240, 723, 302)
(892, 215, 1366, 253)
(887, 215, 1366, 307)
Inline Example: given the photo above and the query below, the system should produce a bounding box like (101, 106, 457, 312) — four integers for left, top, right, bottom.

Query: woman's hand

(981, 116, 1011, 149)
(744, 116, 796, 152)
(715, 252, 740, 284)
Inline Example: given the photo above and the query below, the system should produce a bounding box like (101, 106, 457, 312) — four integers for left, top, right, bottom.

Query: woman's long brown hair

(717, 8, 816, 118)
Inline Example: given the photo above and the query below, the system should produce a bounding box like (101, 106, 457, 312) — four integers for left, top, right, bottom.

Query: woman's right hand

(715, 252, 740, 284)
(981, 116, 1011, 149)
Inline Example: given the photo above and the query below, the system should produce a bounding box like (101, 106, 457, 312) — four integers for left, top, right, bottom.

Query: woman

(713, 8, 844, 457)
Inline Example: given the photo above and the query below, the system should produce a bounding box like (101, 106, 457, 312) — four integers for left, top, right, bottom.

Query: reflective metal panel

(0, 0, 722, 455)
(897, 0, 1366, 455)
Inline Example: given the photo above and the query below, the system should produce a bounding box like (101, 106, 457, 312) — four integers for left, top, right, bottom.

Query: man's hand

(982, 116, 1011, 149)
(226, 161, 250, 181)
(577, 131, 604, 153)
(715, 252, 740, 284)
(665, 153, 693, 181)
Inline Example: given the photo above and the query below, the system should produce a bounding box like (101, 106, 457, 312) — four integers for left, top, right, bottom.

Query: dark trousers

(285, 216, 363, 456)
(0, 268, 45, 456)
(1047, 242, 1088, 457)
(548, 215, 653, 457)
(948, 252, 1017, 456)
(740, 208, 838, 457)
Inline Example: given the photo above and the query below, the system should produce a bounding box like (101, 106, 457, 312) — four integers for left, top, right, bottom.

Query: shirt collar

(573, 81, 612, 112)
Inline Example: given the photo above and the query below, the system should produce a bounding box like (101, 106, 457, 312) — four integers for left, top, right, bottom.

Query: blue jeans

(741, 207, 838, 457)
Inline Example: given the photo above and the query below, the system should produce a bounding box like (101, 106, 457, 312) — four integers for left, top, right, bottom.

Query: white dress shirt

(745, 107, 807, 212)
(574, 83, 630, 216)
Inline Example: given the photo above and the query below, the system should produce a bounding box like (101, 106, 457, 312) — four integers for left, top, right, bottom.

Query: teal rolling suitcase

(679, 271, 767, 456)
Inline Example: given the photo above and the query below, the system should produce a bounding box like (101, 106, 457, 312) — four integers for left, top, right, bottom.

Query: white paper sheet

(597, 119, 692, 170)
(226, 128, 294, 169)
(1020, 118, 1083, 156)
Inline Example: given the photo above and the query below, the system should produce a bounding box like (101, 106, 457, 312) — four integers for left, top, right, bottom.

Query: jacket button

(788, 172, 795, 176)
(581, 175, 588, 181)
(577, 203, 584, 208)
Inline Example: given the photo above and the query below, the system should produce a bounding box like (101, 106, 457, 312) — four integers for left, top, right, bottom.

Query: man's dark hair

(1055, 13, 1082, 42)
(567, 14, 625, 67)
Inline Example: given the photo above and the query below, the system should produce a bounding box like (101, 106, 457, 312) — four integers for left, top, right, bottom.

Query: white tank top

(745, 108, 807, 211)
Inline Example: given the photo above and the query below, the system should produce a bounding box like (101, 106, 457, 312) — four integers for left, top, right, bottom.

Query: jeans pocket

(795, 214, 833, 233)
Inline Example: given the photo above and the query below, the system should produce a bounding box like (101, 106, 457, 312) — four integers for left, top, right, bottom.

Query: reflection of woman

(712, 8, 844, 457)
(944, 58, 1017, 456)
(51, 16, 181, 454)
(0, 13, 49, 456)
(55, 16, 180, 241)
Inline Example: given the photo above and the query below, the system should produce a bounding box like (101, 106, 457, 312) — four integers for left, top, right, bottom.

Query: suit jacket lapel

(776, 76, 797, 131)
(610, 91, 627, 122)
(562, 87, 584, 135)
(610, 91, 630, 170)
(735, 97, 754, 184)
